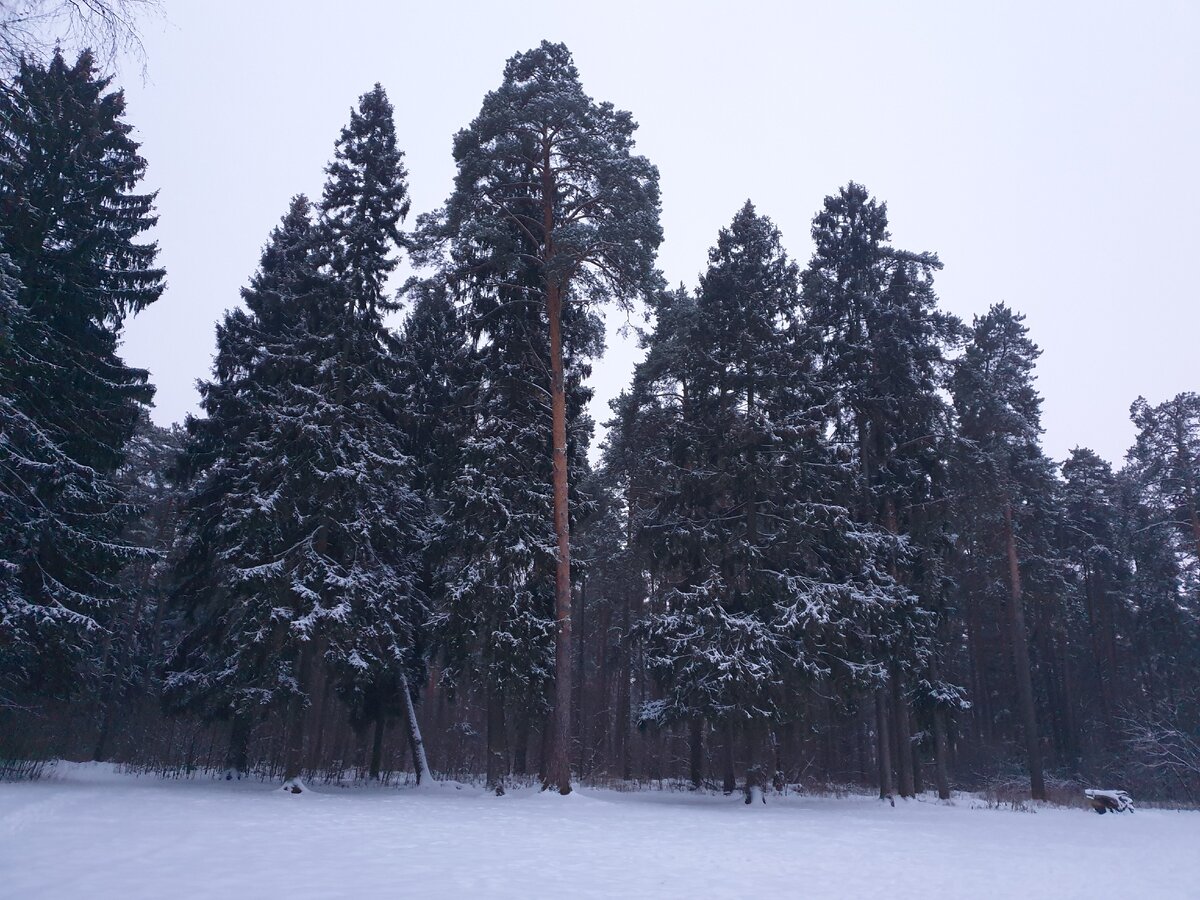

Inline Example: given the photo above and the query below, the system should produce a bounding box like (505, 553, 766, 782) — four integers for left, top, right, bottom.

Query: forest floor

(2, 763, 1197, 899)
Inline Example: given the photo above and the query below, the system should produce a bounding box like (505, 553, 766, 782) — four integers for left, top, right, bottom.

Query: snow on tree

(626, 203, 923, 803)
(426, 40, 662, 793)
(800, 182, 963, 798)
(166, 84, 426, 788)
(0, 50, 163, 706)
(950, 303, 1067, 801)
(1128, 393, 1200, 577)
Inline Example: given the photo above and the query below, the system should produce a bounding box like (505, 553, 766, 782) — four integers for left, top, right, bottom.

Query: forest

(2, 35, 1198, 809)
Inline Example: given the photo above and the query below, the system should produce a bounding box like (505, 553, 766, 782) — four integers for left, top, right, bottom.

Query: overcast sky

(111, 0, 1198, 466)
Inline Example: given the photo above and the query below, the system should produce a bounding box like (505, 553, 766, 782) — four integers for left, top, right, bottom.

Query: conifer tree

(951, 303, 1056, 800)
(1128, 393, 1200, 574)
(167, 85, 425, 789)
(431, 40, 662, 793)
(630, 203, 923, 802)
(0, 50, 163, 702)
(800, 182, 961, 798)
(323, 83, 410, 315)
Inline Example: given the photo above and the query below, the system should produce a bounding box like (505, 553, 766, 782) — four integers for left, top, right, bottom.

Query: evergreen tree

(323, 83, 410, 315)
(951, 303, 1059, 800)
(1059, 448, 1130, 736)
(629, 204, 922, 802)
(800, 182, 961, 798)
(0, 50, 163, 702)
(1128, 393, 1200, 578)
(167, 85, 426, 789)
(429, 261, 600, 793)
(430, 40, 662, 793)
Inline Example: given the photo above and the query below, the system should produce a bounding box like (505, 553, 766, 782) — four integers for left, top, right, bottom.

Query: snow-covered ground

(2, 764, 1197, 899)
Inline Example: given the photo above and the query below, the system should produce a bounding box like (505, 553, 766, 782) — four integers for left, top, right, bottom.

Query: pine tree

(1059, 448, 1130, 735)
(1128, 393, 1200, 576)
(0, 50, 163, 703)
(951, 303, 1057, 800)
(427, 259, 600, 793)
(431, 40, 662, 793)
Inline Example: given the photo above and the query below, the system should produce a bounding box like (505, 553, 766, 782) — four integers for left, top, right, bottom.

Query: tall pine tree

(429, 41, 662, 793)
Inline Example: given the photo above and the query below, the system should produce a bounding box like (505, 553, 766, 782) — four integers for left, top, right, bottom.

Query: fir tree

(800, 182, 961, 798)
(0, 50, 163, 702)
(323, 83, 410, 315)
(167, 86, 426, 789)
(629, 204, 923, 802)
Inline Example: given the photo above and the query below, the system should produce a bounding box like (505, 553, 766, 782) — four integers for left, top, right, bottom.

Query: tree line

(2, 42, 1197, 802)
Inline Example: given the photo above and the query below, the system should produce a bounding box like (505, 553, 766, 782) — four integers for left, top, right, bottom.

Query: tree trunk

(616, 594, 633, 781)
(875, 687, 893, 801)
(689, 718, 704, 789)
(573, 574, 587, 775)
(932, 706, 951, 800)
(744, 721, 764, 805)
(399, 669, 429, 785)
(1004, 500, 1046, 801)
(369, 712, 386, 781)
(282, 642, 314, 791)
(892, 667, 915, 798)
(513, 704, 531, 777)
(226, 711, 252, 779)
(723, 722, 737, 795)
(486, 682, 508, 793)
(539, 130, 574, 795)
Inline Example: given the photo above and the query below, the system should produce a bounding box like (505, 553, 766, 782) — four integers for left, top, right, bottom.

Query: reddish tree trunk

(1004, 500, 1046, 800)
(543, 277, 573, 795)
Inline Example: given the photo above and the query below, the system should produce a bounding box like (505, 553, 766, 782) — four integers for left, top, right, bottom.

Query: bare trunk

(1005, 500, 1046, 801)
(892, 667, 915, 798)
(486, 682, 507, 793)
(723, 721, 737, 795)
(875, 687, 893, 801)
(369, 713, 386, 781)
(616, 595, 633, 781)
(932, 707, 951, 799)
(573, 574, 587, 775)
(225, 712, 252, 779)
(399, 670, 429, 785)
(689, 718, 703, 789)
(282, 643, 314, 791)
(744, 721, 764, 805)
(513, 709, 530, 777)
(929, 644, 951, 800)
(537, 130, 574, 796)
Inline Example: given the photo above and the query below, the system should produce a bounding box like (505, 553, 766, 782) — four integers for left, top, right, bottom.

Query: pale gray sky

(115, 0, 1198, 466)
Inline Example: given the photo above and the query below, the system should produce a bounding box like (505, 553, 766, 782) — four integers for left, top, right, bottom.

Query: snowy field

(2, 764, 1197, 899)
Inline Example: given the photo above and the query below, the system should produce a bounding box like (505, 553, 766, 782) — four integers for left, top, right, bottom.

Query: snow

(3, 764, 1198, 899)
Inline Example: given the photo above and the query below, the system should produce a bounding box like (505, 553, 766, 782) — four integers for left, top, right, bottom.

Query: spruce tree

(800, 182, 961, 798)
(630, 204, 923, 802)
(167, 85, 426, 788)
(0, 50, 163, 702)
(323, 83, 410, 315)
